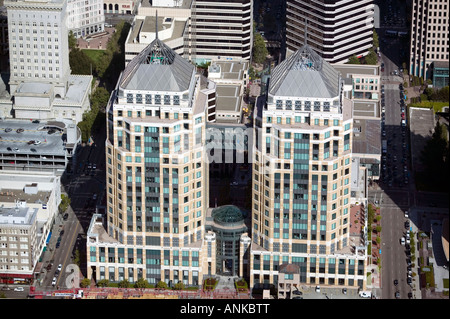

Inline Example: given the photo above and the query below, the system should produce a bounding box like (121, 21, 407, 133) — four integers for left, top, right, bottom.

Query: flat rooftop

(352, 118, 381, 155)
(140, 0, 192, 9)
(216, 84, 241, 113)
(333, 64, 380, 77)
(0, 119, 66, 156)
(209, 61, 248, 82)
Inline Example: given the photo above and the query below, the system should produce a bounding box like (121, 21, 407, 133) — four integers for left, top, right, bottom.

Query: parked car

(401, 237, 405, 245)
(14, 287, 24, 292)
(52, 277, 57, 287)
(404, 211, 409, 218)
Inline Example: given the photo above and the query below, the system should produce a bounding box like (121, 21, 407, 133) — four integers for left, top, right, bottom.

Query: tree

(69, 48, 93, 75)
(173, 281, 185, 290)
(68, 30, 77, 50)
(80, 278, 91, 288)
(252, 32, 268, 64)
(58, 194, 71, 213)
(134, 278, 150, 289)
(118, 279, 130, 288)
(156, 281, 168, 289)
(373, 29, 379, 48)
(364, 48, 378, 65)
(96, 279, 109, 287)
(347, 55, 360, 64)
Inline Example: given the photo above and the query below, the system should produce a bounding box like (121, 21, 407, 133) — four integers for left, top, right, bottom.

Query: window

(136, 94, 142, 103)
(127, 94, 133, 103)
(155, 95, 161, 104)
(145, 94, 152, 104)
(164, 95, 170, 105)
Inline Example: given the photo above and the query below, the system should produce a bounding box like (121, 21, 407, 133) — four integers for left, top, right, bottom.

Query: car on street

(394, 279, 398, 286)
(315, 286, 320, 293)
(359, 291, 371, 298)
(407, 277, 412, 285)
(293, 290, 302, 296)
(14, 287, 24, 292)
(404, 211, 409, 218)
(395, 291, 400, 299)
(32, 120, 40, 123)
(12, 147, 19, 152)
(48, 129, 56, 134)
(230, 181, 238, 186)
(52, 277, 57, 287)
(57, 264, 62, 272)
(401, 237, 405, 245)
(16, 128, 24, 133)
(4, 128, 12, 132)
(408, 292, 413, 299)
(63, 213, 69, 220)
(405, 221, 410, 229)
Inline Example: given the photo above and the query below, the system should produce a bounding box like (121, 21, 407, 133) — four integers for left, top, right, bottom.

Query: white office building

(286, 0, 374, 64)
(66, 0, 105, 38)
(2, 0, 92, 124)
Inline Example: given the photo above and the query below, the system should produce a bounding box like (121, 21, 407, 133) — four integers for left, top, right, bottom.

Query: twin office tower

(86, 36, 368, 292)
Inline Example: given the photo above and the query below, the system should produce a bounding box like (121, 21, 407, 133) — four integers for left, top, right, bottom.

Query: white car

(359, 291, 371, 298)
(52, 277, 57, 287)
(315, 286, 320, 293)
(33, 140, 41, 145)
(14, 287, 24, 292)
(57, 264, 62, 272)
(404, 211, 409, 218)
(401, 237, 406, 245)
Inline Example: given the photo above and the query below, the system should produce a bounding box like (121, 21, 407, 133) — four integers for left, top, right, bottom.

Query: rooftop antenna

(304, 18, 308, 46)
(155, 10, 158, 40)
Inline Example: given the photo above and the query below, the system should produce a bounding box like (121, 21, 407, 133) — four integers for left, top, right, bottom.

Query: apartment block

(409, 0, 449, 80)
(286, 0, 374, 64)
(250, 45, 368, 291)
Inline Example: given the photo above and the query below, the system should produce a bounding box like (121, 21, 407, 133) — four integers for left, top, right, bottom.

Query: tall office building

(188, 0, 253, 63)
(86, 36, 218, 286)
(3, 0, 92, 123)
(66, 0, 105, 38)
(409, 0, 449, 83)
(286, 0, 374, 64)
(250, 45, 368, 291)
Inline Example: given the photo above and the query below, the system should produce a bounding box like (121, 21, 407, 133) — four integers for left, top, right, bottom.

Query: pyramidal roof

(268, 45, 341, 99)
(120, 37, 195, 92)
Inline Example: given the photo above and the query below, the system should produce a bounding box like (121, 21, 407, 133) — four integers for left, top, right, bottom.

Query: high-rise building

(66, 0, 105, 38)
(250, 45, 368, 291)
(286, 0, 374, 64)
(86, 37, 218, 286)
(188, 0, 253, 63)
(409, 0, 450, 82)
(2, 0, 92, 123)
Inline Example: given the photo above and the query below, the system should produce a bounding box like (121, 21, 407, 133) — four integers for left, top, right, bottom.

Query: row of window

(126, 93, 181, 105)
(274, 100, 337, 111)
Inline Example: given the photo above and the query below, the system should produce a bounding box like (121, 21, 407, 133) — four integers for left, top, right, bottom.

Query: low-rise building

(0, 171, 61, 284)
(0, 119, 81, 176)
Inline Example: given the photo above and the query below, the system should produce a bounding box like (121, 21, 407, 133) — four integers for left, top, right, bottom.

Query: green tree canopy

(134, 278, 151, 289)
(68, 30, 77, 50)
(347, 55, 361, 64)
(252, 32, 268, 64)
(69, 48, 93, 75)
(156, 281, 168, 289)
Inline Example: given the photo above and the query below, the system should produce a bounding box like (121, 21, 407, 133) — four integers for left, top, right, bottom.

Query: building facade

(86, 37, 218, 286)
(187, 0, 253, 64)
(250, 45, 368, 291)
(0, 171, 61, 284)
(286, 0, 374, 64)
(409, 0, 450, 79)
(66, 0, 105, 38)
(2, 0, 92, 124)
